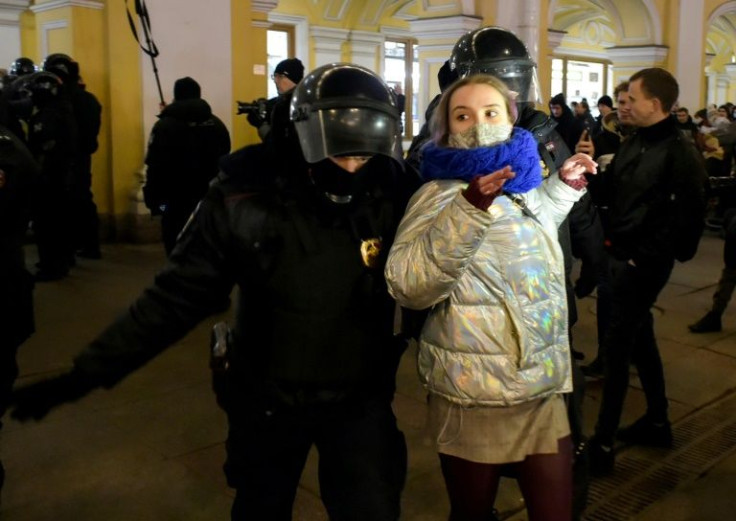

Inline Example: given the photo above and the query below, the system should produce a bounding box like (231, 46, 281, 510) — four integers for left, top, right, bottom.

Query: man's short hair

(613, 81, 630, 99)
(677, 107, 689, 115)
(629, 68, 679, 113)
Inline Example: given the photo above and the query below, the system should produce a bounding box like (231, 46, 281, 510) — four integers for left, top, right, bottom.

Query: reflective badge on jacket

(360, 238, 382, 268)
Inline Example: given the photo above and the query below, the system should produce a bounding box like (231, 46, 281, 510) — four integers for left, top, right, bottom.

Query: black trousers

(594, 255, 674, 445)
(161, 202, 197, 255)
(224, 393, 407, 521)
(69, 156, 100, 254)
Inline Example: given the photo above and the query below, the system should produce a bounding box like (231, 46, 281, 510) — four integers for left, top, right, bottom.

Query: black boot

(688, 311, 722, 333)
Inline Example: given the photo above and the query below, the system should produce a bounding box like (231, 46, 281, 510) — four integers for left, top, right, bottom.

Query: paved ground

(1, 230, 735, 520)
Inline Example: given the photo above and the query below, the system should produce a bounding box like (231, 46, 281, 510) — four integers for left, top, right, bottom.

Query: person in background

(588, 68, 708, 476)
(143, 76, 231, 255)
(248, 58, 304, 143)
(550, 92, 584, 153)
(594, 95, 614, 137)
(43, 54, 103, 260)
(689, 206, 736, 333)
(385, 73, 596, 521)
(574, 99, 597, 136)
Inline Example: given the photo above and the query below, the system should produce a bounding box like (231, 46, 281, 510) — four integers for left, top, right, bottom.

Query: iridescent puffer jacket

(385, 175, 583, 406)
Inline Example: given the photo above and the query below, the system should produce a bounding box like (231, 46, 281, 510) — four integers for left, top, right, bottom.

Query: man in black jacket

(588, 68, 708, 476)
(144, 77, 231, 255)
(12, 63, 415, 521)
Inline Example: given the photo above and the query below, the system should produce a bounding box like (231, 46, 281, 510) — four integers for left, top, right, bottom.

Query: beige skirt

(427, 393, 570, 464)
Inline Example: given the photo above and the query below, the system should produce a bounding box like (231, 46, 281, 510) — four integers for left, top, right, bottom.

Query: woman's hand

(560, 153, 598, 181)
(463, 166, 516, 210)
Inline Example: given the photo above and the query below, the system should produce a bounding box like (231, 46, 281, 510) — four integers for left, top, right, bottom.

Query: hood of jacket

(159, 98, 214, 124)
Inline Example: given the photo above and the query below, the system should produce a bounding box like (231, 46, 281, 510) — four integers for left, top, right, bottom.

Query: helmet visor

(464, 60, 541, 105)
(295, 107, 400, 163)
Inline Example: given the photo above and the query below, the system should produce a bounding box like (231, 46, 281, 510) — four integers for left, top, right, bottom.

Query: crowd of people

(0, 23, 728, 521)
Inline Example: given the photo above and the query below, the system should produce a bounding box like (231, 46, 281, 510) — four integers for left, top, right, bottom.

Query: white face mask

(448, 123, 513, 149)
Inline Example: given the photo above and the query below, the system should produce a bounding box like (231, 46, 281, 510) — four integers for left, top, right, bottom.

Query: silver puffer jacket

(385, 175, 584, 406)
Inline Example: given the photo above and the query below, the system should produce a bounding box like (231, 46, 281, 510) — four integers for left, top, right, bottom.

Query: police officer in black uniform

(12, 63, 416, 521)
(20, 71, 77, 281)
(449, 26, 598, 520)
(0, 113, 40, 498)
(43, 54, 103, 259)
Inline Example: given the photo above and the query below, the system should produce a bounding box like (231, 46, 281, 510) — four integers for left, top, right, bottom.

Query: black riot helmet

(290, 63, 401, 163)
(450, 26, 541, 105)
(42, 53, 79, 84)
(9, 57, 37, 77)
(18, 71, 63, 108)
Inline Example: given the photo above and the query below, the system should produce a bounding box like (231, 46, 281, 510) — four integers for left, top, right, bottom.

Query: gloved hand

(11, 369, 97, 421)
(462, 166, 515, 211)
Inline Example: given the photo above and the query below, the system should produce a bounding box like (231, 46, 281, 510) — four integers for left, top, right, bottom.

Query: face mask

(448, 123, 513, 149)
(310, 158, 372, 204)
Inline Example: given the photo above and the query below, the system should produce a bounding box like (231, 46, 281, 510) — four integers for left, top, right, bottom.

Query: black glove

(246, 111, 265, 128)
(463, 175, 502, 211)
(11, 369, 97, 421)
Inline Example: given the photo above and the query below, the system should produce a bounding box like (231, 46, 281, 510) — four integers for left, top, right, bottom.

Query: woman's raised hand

(463, 166, 516, 210)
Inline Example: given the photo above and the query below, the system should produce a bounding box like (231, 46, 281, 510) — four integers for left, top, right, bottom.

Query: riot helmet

(17, 71, 63, 108)
(290, 63, 401, 163)
(42, 53, 79, 84)
(9, 57, 37, 77)
(450, 26, 541, 105)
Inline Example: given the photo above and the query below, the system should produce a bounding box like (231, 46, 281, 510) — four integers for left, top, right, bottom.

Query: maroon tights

(439, 436, 573, 521)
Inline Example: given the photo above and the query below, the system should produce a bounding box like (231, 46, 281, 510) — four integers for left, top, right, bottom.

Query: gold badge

(360, 238, 382, 268)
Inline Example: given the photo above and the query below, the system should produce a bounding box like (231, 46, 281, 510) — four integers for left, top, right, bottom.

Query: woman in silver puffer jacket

(385, 74, 596, 521)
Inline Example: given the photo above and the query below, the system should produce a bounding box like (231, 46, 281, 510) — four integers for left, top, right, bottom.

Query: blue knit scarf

(420, 128, 543, 195)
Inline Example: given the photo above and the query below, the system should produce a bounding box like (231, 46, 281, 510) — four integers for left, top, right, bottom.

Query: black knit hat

(174, 77, 201, 101)
(274, 58, 304, 84)
(597, 95, 613, 108)
(550, 92, 566, 106)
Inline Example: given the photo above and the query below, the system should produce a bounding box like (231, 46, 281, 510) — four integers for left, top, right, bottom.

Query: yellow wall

(231, 0, 267, 147)
(103, 0, 144, 231)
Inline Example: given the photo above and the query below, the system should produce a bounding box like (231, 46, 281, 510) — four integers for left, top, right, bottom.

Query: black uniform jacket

(76, 145, 417, 395)
(0, 125, 40, 345)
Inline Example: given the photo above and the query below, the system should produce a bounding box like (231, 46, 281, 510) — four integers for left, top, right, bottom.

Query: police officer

(20, 71, 77, 281)
(143, 76, 231, 255)
(0, 115, 40, 498)
(12, 63, 416, 521)
(1, 58, 38, 143)
(43, 54, 103, 259)
(448, 26, 599, 520)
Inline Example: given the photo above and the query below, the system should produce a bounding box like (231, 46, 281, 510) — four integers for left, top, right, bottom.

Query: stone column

(676, 0, 705, 112)
(495, 0, 542, 62)
(607, 46, 669, 86)
(349, 30, 385, 72)
(311, 26, 349, 67)
(408, 15, 481, 127)
(0, 1, 29, 67)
